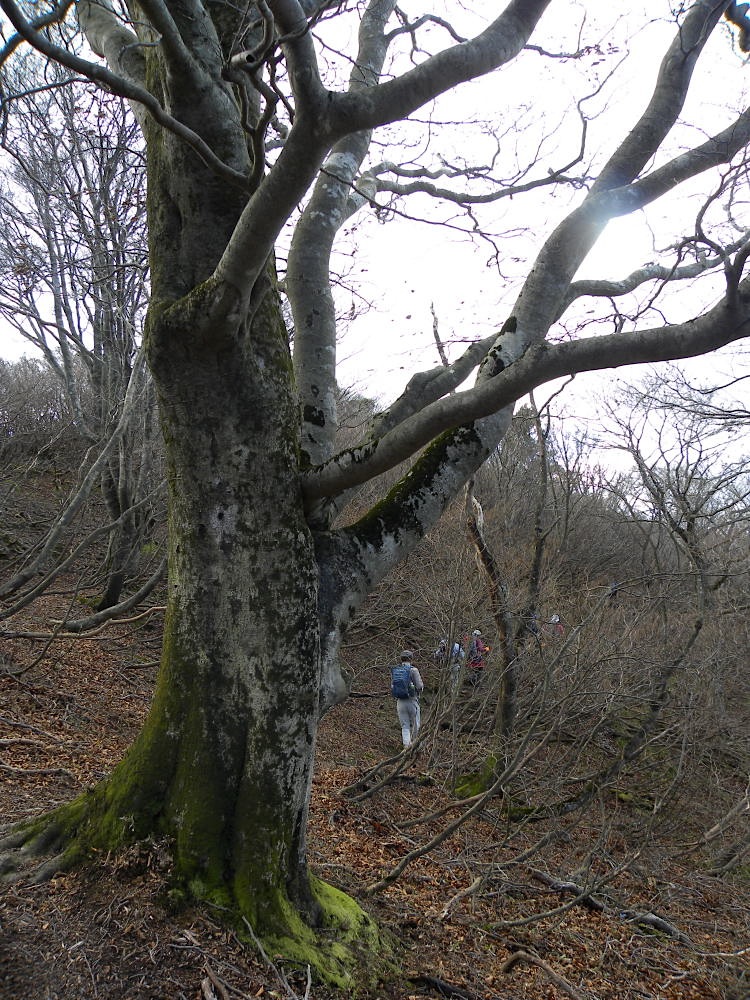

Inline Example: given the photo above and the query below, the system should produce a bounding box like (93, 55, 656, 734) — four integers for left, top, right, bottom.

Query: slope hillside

(0, 598, 748, 999)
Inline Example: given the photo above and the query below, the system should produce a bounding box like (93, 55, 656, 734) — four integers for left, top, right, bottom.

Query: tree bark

(4, 280, 341, 948)
(136, 269, 326, 930)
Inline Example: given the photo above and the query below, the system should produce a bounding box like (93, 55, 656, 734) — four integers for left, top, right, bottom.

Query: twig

(340, 741, 421, 802)
(501, 950, 588, 1000)
(399, 790, 486, 830)
(241, 916, 310, 999)
(202, 961, 230, 1000)
(0, 763, 78, 782)
(408, 973, 482, 999)
(0, 737, 49, 749)
(440, 875, 485, 919)
(366, 730, 548, 893)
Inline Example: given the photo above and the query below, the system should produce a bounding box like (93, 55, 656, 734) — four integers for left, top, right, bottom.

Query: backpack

(391, 664, 416, 699)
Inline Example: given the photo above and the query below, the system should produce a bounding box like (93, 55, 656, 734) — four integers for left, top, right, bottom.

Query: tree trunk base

(0, 798, 389, 990)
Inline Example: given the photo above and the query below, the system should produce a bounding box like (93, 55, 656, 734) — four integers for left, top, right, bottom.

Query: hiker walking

(448, 639, 465, 691)
(546, 614, 564, 637)
(433, 638, 448, 666)
(391, 650, 424, 748)
(467, 629, 490, 685)
(434, 636, 464, 689)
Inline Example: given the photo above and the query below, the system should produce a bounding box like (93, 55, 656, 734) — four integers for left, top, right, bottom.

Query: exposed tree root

(0, 815, 76, 885)
(0, 807, 387, 990)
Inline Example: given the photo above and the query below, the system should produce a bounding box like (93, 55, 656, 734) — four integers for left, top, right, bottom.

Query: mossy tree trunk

(140, 282, 322, 928)
(89, 24, 329, 932)
(2, 274, 345, 956)
(1, 3, 341, 954)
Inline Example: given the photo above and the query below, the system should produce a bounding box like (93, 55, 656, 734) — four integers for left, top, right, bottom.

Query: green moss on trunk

(241, 876, 387, 989)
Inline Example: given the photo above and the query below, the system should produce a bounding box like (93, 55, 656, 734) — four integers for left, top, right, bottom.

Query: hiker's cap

(472, 629, 481, 636)
(400, 650, 413, 660)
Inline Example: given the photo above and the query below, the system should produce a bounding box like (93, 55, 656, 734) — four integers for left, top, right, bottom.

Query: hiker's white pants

(396, 697, 421, 747)
(450, 661, 462, 690)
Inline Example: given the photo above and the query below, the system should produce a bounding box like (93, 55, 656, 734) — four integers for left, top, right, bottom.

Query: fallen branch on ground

(529, 868, 606, 911)
(501, 950, 589, 1000)
(619, 909, 693, 944)
(408, 973, 484, 1000)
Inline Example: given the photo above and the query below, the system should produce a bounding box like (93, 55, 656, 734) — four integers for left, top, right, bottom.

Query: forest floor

(0, 599, 749, 1000)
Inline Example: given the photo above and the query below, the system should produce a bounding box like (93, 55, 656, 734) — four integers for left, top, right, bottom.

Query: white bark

(303, 288, 750, 504)
(288, 0, 399, 468)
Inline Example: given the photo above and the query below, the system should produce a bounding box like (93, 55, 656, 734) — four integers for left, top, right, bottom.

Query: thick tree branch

(592, 1, 724, 195)
(304, 288, 750, 501)
(134, 0, 197, 77)
(288, 0, 398, 467)
(328, 0, 553, 134)
(591, 107, 750, 228)
(507, 0, 726, 344)
(267, 0, 325, 112)
(371, 333, 497, 438)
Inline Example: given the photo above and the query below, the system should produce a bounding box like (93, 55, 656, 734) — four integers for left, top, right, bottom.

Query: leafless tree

(1, 0, 750, 982)
(595, 370, 750, 864)
(0, 72, 163, 613)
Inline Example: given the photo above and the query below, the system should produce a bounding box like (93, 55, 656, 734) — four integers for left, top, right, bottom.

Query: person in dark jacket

(394, 650, 424, 748)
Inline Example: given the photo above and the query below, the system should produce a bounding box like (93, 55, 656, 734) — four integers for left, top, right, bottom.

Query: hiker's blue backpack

(391, 664, 415, 698)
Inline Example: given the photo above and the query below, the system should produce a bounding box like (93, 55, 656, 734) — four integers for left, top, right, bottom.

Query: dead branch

(365, 727, 547, 893)
(202, 962, 231, 1000)
(619, 909, 692, 944)
(0, 715, 61, 741)
(440, 875, 485, 920)
(500, 950, 589, 1000)
(408, 973, 483, 1000)
(0, 763, 79, 782)
(398, 791, 486, 830)
(529, 868, 606, 911)
(0, 737, 49, 749)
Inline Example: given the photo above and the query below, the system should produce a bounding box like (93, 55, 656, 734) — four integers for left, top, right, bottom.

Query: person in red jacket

(467, 629, 490, 684)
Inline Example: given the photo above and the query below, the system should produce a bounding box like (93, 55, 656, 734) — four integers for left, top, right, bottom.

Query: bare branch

(0, 0, 74, 67)
(303, 288, 750, 502)
(0, 0, 249, 187)
(562, 235, 750, 315)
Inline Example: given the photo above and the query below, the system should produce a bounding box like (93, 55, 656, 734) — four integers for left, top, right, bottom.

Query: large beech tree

(2, 0, 750, 982)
